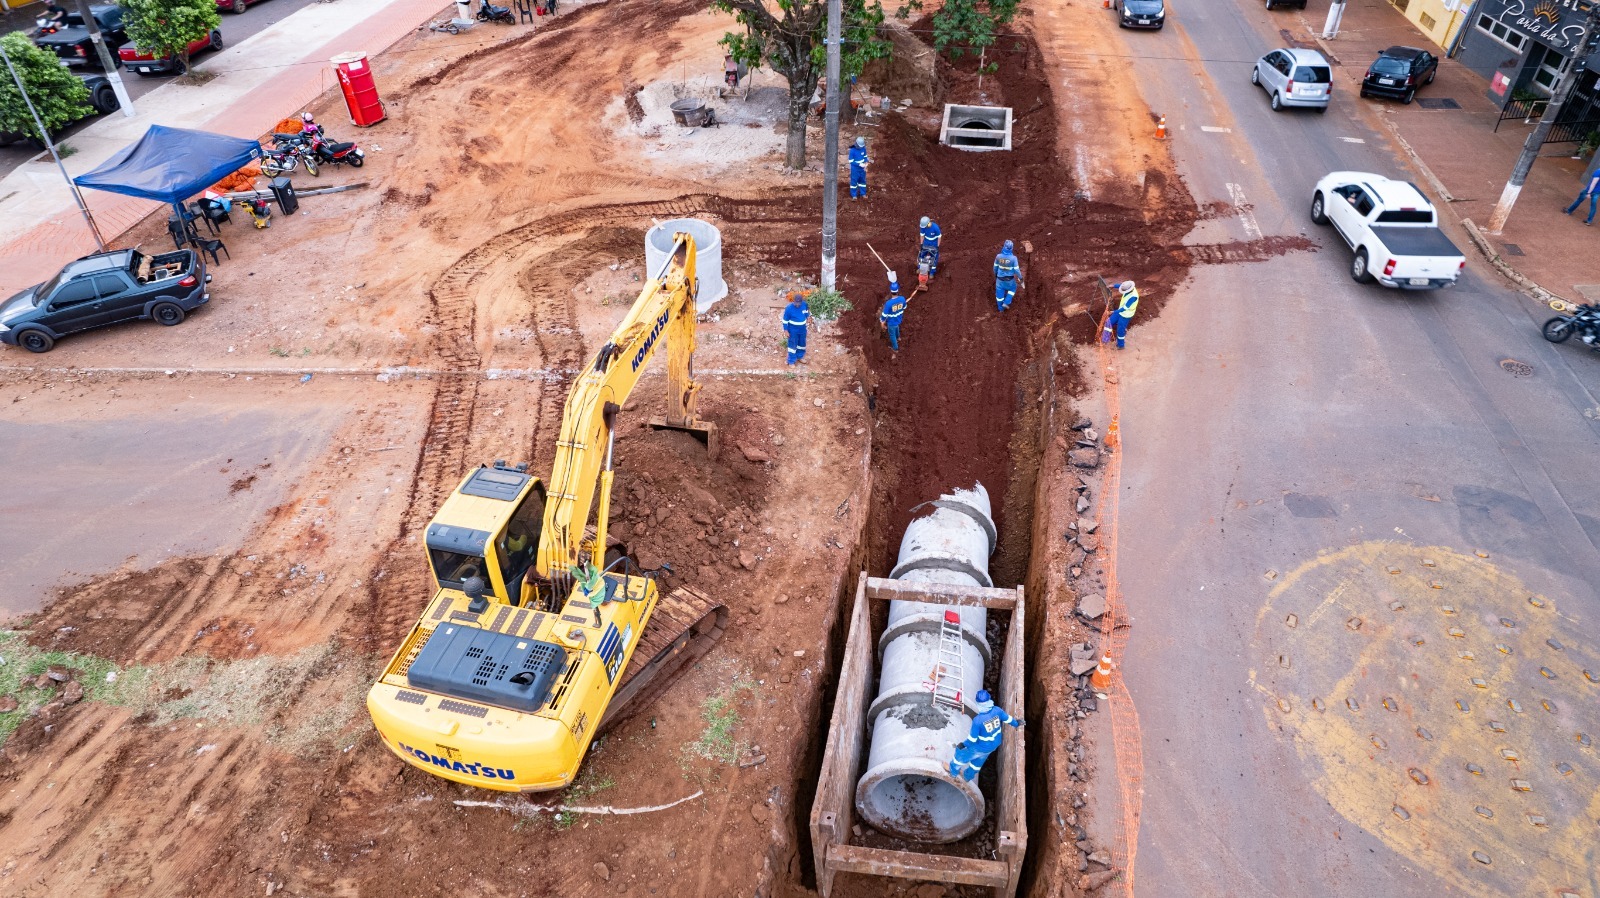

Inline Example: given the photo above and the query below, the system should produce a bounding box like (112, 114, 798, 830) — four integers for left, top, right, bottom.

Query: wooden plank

(824, 844, 1010, 888)
(996, 586, 1027, 897)
(810, 574, 873, 897)
(863, 577, 1018, 609)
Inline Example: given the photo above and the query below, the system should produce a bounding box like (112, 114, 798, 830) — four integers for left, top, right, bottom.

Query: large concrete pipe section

(645, 218, 726, 313)
(854, 484, 996, 843)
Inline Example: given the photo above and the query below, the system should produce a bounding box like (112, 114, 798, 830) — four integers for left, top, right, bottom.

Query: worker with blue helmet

(993, 239, 1022, 312)
(948, 689, 1023, 782)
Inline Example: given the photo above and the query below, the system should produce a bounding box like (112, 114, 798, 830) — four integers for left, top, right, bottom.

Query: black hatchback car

(1360, 46, 1438, 104)
(1117, 0, 1166, 29)
(0, 249, 210, 353)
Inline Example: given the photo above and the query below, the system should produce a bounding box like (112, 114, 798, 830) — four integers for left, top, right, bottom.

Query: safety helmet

(855, 136, 866, 148)
(976, 689, 992, 704)
(301, 112, 314, 123)
(1120, 280, 1136, 294)
(1002, 239, 1014, 253)
(920, 216, 930, 228)
(889, 280, 900, 293)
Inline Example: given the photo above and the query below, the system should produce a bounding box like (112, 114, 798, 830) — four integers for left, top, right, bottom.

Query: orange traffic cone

(1091, 654, 1114, 691)
(1105, 414, 1120, 450)
(1154, 115, 1168, 140)
(1102, 0, 1111, 7)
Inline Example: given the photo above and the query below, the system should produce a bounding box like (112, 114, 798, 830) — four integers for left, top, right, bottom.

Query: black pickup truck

(34, 5, 128, 70)
(0, 248, 211, 353)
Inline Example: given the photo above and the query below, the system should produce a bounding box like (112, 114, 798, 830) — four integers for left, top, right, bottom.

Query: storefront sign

(1482, 0, 1591, 49)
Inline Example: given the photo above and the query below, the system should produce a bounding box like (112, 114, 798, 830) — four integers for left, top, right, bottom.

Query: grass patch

(0, 630, 153, 746)
(0, 633, 365, 754)
(804, 286, 852, 321)
(687, 674, 758, 764)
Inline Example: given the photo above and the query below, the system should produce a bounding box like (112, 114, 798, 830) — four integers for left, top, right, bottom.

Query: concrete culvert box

(940, 104, 1013, 151)
(645, 218, 726, 313)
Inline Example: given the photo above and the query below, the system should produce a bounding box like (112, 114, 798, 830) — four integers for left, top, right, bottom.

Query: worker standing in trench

(948, 690, 1023, 782)
(879, 273, 908, 354)
(993, 239, 1022, 312)
(848, 137, 870, 200)
(782, 291, 810, 365)
(917, 217, 942, 281)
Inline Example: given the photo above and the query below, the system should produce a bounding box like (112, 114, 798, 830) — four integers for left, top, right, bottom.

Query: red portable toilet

(331, 52, 385, 127)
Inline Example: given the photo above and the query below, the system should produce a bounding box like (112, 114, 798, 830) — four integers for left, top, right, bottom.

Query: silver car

(1251, 48, 1332, 112)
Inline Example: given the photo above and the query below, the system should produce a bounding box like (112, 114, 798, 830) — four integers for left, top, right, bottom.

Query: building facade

(1387, 0, 1474, 52)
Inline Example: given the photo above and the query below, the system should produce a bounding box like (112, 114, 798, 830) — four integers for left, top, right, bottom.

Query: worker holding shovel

(879, 273, 908, 354)
(1102, 279, 1139, 349)
(948, 690, 1023, 782)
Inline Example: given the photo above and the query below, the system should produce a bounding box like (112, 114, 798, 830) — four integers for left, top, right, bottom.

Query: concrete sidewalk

(0, 0, 453, 296)
(1308, 2, 1600, 304)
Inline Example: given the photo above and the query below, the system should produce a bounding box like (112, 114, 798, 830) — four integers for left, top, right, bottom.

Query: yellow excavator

(368, 233, 727, 792)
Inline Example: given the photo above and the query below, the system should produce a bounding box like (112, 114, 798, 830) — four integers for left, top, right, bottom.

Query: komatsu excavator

(368, 233, 727, 792)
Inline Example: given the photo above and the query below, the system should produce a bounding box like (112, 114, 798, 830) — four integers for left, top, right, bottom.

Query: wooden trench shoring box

(809, 574, 1027, 897)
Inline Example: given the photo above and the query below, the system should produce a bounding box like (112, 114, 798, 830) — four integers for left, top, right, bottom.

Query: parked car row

(29, 0, 265, 71)
(1248, 44, 1441, 113)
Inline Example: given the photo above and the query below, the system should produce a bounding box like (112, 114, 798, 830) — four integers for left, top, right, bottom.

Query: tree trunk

(784, 76, 811, 170)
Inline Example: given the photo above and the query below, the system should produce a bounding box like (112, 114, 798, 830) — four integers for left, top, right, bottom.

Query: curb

(1460, 218, 1567, 308)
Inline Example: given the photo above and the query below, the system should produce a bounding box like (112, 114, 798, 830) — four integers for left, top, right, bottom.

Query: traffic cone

(1090, 654, 1114, 691)
(1105, 414, 1120, 450)
(1155, 115, 1168, 140)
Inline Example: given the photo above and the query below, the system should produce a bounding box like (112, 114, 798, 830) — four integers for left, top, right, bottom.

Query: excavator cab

(424, 462, 547, 606)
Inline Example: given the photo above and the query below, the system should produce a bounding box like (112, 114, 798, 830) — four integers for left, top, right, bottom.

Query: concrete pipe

(645, 218, 727, 313)
(855, 484, 995, 843)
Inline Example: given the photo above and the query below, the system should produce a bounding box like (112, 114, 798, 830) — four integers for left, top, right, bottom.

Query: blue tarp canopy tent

(73, 125, 262, 213)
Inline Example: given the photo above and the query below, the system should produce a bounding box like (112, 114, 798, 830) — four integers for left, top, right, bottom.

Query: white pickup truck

(1310, 172, 1465, 289)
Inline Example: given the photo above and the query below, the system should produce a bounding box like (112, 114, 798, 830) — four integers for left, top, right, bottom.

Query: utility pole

(1487, 3, 1600, 233)
(819, 0, 841, 289)
(1321, 0, 1347, 39)
(71, 0, 133, 117)
(0, 42, 106, 250)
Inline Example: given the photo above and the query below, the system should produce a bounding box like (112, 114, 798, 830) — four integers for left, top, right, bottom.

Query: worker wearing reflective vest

(993, 239, 1021, 312)
(948, 690, 1023, 782)
(879, 276, 907, 352)
(917, 217, 942, 277)
(848, 137, 869, 200)
(782, 292, 810, 365)
(1103, 280, 1139, 349)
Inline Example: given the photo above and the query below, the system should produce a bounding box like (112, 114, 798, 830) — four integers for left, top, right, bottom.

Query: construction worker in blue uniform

(879, 273, 907, 353)
(993, 239, 1022, 312)
(782, 291, 810, 365)
(948, 689, 1022, 782)
(917, 216, 942, 278)
(848, 137, 869, 200)
(1103, 279, 1139, 349)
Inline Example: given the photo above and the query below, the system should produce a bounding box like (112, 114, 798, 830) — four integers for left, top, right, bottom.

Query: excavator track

(598, 585, 727, 732)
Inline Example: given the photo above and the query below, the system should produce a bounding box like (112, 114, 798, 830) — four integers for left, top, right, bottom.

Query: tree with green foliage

(121, 0, 220, 74)
(0, 32, 92, 144)
(713, 0, 889, 170)
(900, 0, 1019, 60)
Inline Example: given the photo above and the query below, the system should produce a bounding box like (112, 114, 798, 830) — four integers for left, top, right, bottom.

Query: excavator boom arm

(535, 234, 708, 584)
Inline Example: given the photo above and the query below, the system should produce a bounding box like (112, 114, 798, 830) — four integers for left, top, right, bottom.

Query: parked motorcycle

(477, 0, 514, 24)
(261, 142, 320, 177)
(309, 132, 365, 168)
(1542, 302, 1600, 349)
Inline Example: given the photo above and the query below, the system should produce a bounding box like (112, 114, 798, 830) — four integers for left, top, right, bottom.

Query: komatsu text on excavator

(368, 233, 728, 792)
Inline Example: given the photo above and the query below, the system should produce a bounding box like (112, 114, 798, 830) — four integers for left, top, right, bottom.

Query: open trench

(751, 25, 1206, 897)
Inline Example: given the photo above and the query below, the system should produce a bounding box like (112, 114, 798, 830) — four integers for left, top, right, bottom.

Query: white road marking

(1340, 137, 1366, 144)
(1226, 182, 1263, 241)
(1201, 126, 1231, 133)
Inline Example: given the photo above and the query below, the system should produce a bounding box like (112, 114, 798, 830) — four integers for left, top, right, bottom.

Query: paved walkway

(1310, 1, 1600, 303)
(0, 0, 453, 295)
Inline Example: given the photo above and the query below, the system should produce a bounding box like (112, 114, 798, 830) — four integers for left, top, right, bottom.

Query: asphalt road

(1100, 4, 1600, 897)
(0, 0, 323, 178)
